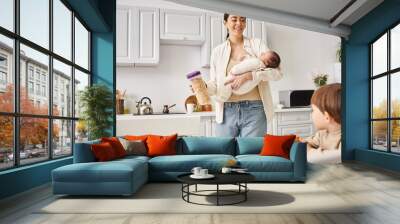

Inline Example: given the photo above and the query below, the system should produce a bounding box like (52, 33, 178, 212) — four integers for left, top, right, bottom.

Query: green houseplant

(313, 73, 329, 88)
(79, 84, 114, 140)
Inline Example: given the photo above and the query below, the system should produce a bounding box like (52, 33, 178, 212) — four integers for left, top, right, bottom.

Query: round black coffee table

(177, 173, 255, 206)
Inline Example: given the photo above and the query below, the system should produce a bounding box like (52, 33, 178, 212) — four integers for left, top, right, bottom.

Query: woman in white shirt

(206, 13, 283, 137)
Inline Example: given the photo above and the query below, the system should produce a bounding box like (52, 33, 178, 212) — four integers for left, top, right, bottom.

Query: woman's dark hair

(224, 13, 230, 39)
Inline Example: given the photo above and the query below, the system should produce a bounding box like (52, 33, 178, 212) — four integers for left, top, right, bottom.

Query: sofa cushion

(124, 135, 149, 142)
(147, 134, 178, 157)
(179, 137, 235, 155)
(74, 140, 100, 163)
(260, 134, 296, 159)
(236, 155, 293, 172)
(115, 155, 150, 163)
(119, 138, 148, 156)
(236, 137, 263, 155)
(101, 137, 127, 158)
(148, 154, 235, 172)
(91, 142, 118, 161)
(52, 159, 147, 183)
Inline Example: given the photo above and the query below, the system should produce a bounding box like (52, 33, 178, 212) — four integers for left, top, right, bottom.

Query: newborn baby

(224, 50, 281, 96)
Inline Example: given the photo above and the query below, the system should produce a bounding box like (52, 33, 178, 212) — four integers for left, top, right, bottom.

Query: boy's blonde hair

(311, 83, 341, 124)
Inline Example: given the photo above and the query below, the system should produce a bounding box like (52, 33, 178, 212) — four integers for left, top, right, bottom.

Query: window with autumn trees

(371, 22, 400, 154)
(0, 0, 91, 170)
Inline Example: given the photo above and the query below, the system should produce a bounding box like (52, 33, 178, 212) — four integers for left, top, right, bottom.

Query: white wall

(265, 23, 341, 102)
(118, 0, 203, 11)
(118, 45, 209, 113)
(116, 0, 341, 113)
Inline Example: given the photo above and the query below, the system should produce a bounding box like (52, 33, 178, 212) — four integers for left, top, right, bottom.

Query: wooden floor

(1, 162, 400, 224)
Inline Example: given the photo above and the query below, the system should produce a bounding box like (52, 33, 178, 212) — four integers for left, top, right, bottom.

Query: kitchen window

(370, 22, 400, 154)
(0, 0, 92, 171)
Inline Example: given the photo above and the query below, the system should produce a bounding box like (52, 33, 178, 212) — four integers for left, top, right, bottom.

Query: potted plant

(313, 73, 329, 88)
(79, 84, 114, 140)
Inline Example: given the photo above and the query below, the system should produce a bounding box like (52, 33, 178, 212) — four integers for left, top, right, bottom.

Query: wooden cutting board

(184, 95, 212, 111)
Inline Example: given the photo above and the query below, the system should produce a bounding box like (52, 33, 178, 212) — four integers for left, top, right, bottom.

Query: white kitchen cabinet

(249, 19, 268, 43)
(200, 115, 217, 137)
(201, 13, 226, 67)
(276, 124, 314, 137)
(243, 18, 252, 38)
(116, 112, 216, 137)
(134, 8, 159, 65)
(245, 19, 269, 45)
(117, 6, 159, 66)
(160, 9, 205, 45)
(116, 6, 135, 65)
(273, 108, 314, 138)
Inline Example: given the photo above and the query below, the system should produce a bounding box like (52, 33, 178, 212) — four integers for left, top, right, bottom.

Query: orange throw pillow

(91, 142, 117, 161)
(259, 134, 296, 159)
(124, 135, 149, 142)
(146, 134, 178, 157)
(101, 137, 127, 158)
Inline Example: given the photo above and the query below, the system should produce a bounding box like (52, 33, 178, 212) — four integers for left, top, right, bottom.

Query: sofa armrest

(73, 140, 100, 163)
(289, 142, 307, 181)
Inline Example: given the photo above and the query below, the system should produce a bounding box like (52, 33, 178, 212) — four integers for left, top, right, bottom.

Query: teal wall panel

(0, 0, 116, 200)
(0, 158, 72, 199)
(344, 0, 400, 171)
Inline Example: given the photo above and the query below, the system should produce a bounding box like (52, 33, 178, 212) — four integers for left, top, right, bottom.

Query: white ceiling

(225, 0, 352, 23)
(166, 0, 384, 37)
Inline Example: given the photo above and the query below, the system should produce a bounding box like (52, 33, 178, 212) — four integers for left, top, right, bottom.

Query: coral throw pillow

(91, 142, 117, 162)
(259, 134, 296, 159)
(146, 134, 178, 157)
(101, 137, 127, 158)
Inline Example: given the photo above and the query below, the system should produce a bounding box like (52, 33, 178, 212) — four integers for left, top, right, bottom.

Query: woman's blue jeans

(216, 100, 267, 137)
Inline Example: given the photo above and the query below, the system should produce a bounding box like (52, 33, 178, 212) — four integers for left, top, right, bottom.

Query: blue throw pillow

(180, 136, 235, 155)
(236, 137, 264, 155)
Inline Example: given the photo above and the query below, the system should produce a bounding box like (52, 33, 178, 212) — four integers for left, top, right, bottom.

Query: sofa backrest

(235, 137, 263, 155)
(73, 139, 100, 163)
(74, 136, 271, 162)
(177, 136, 236, 155)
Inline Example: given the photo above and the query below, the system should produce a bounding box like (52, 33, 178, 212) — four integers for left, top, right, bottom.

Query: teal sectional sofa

(52, 136, 307, 196)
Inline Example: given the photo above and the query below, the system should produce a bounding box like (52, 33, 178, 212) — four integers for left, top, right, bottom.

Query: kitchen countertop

(117, 111, 216, 120)
(117, 107, 311, 120)
(274, 107, 312, 113)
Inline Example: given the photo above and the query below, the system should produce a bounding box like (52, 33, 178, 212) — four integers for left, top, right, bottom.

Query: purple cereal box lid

(186, 71, 201, 79)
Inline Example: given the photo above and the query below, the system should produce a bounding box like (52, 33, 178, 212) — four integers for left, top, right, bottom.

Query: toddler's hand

(295, 136, 307, 143)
